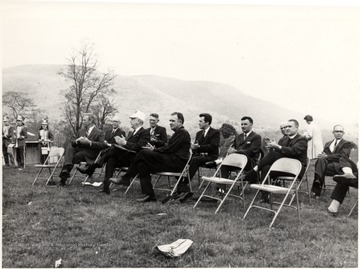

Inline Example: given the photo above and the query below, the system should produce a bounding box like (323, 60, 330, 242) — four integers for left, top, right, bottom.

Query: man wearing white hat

(2, 115, 15, 166)
(14, 115, 28, 170)
(77, 110, 150, 194)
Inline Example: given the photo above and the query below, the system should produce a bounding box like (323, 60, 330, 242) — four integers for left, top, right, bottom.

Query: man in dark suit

(77, 110, 150, 194)
(177, 113, 220, 194)
(311, 125, 354, 198)
(104, 117, 126, 146)
(148, 113, 167, 148)
(242, 119, 307, 202)
(112, 112, 191, 202)
(327, 156, 358, 216)
(59, 113, 107, 186)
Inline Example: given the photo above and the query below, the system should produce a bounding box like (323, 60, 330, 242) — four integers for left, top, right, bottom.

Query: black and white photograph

(1, 0, 359, 267)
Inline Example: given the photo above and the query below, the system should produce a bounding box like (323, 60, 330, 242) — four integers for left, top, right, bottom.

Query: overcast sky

(1, 1, 359, 125)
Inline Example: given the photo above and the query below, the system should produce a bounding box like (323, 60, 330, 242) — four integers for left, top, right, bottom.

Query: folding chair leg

(124, 175, 138, 195)
(194, 181, 212, 208)
(348, 200, 358, 217)
(32, 167, 44, 186)
(242, 189, 261, 220)
(268, 191, 294, 228)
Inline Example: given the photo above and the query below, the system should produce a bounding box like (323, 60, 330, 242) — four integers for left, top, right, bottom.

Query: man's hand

(227, 147, 237, 154)
(268, 141, 281, 150)
(76, 136, 91, 145)
(114, 135, 127, 146)
(191, 142, 200, 150)
(142, 142, 155, 151)
(318, 152, 327, 158)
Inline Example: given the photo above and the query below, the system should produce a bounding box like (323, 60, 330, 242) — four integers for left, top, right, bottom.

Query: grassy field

(2, 162, 358, 268)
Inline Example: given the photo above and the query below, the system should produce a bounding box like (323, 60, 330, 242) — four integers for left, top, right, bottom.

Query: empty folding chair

(152, 150, 193, 196)
(193, 153, 248, 213)
(32, 147, 65, 186)
(275, 158, 311, 205)
(242, 157, 302, 228)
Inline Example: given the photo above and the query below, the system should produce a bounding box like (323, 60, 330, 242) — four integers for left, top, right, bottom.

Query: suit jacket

(276, 133, 308, 168)
(123, 127, 150, 153)
(322, 139, 353, 163)
(154, 126, 191, 161)
(193, 127, 220, 157)
(104, 128, 126, 145)
(232, 131, 262, 162)
(147, 125, 167, 148)
(14, 125, 28, 147)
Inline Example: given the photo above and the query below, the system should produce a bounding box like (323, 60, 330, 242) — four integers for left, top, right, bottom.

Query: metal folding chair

(193, 153, 248, 213)
(275, 158, 311, 205)
(242, 158, 302, 228)
(153, 150, 193, 196)
(32, 147, 65, 186)
(348, 199, 358, 217)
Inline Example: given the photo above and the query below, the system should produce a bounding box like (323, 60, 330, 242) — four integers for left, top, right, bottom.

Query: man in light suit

(311, 125, 354, 198)
(78, 111, 150, 194)
(147, 113, 167, 148)
(58, 113, 107, 186)
(242, 119, 307, 202)
(177, 113, 220, 195)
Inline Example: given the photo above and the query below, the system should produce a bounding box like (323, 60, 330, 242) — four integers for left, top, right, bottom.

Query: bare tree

(91, 96, 118, 130)
(2, 91, 38, 120)
(58, 42, 116, 138)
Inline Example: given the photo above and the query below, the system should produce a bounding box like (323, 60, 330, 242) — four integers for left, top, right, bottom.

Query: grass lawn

(2, 163, 358, 268)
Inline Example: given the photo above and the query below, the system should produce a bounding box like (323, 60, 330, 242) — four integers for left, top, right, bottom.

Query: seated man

(242, 119, 308, 202)
(147, 113, 167, 148)
(104, 117, 126, 146)
(311, 125, 354, 198)
(177, 113, 220, 195)
(58, 113, 107, 186)
(328, 156, 358, 216)
(77, 111, 150, 194)
(112, 112, 191, 202)
(220, 116, 261, 183)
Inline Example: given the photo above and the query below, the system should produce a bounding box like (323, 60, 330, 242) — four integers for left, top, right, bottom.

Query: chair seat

(155, 172, 182, 177)
(250, 184, 295, 194)
(34, 164, 57, 168)
(201, 176, 241, 185)
(276, 176, 295, 180)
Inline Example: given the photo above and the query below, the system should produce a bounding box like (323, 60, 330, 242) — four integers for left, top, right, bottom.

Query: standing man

(148, 113, 167, 148)
(2, 116, 15, 167)
(311, 125, 354, 198)
(242, 119, 307, 202)
(58, 113, 107, 186)
(104, 117, 126, 147)
(177, 113, 220, 194)
(14, 115, 28, 170)
(303, 115, 323, 159)
(112, 112, 191, 202)
(77, 111, 150, 194)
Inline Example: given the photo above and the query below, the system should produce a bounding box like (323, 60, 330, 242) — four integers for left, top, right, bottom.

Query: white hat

(16, 115, 25, 122)
(129, 110, 146, 122)
(41, 119, 48, 125)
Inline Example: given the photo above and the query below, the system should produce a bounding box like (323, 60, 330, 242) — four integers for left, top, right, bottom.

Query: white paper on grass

(156, 239, 193, 258)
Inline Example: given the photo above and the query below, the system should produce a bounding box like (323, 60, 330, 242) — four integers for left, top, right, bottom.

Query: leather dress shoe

(110, 176, 130, 186)
(99, 189, 110, 195)
(136, 195, 157, 203)
(205, 161, 217, 168)
(333, 174, 358, 188)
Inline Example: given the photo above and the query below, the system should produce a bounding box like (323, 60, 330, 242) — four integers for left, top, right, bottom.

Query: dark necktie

(201, 130, 205, 139)
(334, 139, 339, 147)
(244, 133, 247, 140)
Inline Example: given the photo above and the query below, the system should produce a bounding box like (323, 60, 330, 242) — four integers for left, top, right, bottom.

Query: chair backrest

(221, 153, 248, 170)
(269, 158, 302, 177)
(48, 147, 65, 158)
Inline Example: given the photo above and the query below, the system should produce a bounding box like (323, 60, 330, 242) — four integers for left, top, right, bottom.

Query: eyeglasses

(333, 130, 344, 133)
(283, 125, 292, 128)
(280, 127, 285, 130)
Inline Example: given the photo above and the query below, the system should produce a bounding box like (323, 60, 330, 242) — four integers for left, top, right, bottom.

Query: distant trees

(59, 41, 117, 138)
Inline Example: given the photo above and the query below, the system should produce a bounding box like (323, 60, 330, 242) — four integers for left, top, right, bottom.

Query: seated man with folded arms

(176, 113, 220, 197)
(328, 156, 358, 216)
(242, 119, 308, 202)
(77, 111, 150, 194)
(219, 116, 262, 183)
(147, 113, 168, 148)
(311, 125, 354, 198)
(58, 113, 107, 186)
(112, 112, 191, 202)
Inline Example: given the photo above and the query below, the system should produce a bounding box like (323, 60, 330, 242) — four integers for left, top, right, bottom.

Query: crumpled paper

(156, 239, 193, 258)
(55, 258, 62, 268)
